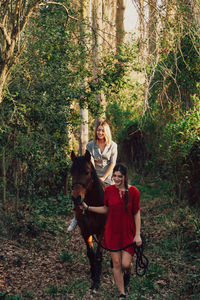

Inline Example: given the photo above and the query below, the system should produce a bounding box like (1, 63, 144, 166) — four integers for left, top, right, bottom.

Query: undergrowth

(0, 179, 199, 299)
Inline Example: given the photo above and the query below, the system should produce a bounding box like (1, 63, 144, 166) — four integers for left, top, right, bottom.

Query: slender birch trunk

(79, 0, 90, 154)
(116, 0, 125, 51)
(148, 0, 157, 57)
(80, 108, 89, 154)
(138, 0, 145, 55)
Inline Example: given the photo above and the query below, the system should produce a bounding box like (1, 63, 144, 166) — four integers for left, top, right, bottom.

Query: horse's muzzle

(72, 195, 83, 207)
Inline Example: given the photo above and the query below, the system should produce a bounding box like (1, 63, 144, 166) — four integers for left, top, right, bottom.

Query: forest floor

(0, 180, 199, 300)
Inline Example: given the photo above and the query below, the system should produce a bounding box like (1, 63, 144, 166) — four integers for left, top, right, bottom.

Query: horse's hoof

(90, 282, 99, 290)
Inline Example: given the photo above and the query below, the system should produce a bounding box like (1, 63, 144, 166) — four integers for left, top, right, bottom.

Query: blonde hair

(95, 121, 112, 145)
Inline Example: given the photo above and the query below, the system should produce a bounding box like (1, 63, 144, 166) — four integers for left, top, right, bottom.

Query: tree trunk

(80, 108, 89, 154)
(102, 0, 117, 51)
(0, 65, 9, 104)
(0, 0, 70, 104)
(0, 39, 16, 103)
(79, 0, 90, 154)
(148, 0, 157, 56)
(0, 0, 38, 103)
(161, 0, 176, 49)
(116, 0, 125, 51)
(138, 0, 146, 55)
(92, 0, 108, 122)
(192, 0, 200, 26)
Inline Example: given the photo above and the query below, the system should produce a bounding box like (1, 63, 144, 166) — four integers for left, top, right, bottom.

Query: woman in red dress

(80, 164, 142, 299)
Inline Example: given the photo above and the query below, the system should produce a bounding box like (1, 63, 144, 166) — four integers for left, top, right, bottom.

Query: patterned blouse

(86, 140, 118, 185)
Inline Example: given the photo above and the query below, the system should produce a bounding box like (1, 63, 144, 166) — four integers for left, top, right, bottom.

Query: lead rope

(133, 241, 149, 277)
(83, 214, 149, 277)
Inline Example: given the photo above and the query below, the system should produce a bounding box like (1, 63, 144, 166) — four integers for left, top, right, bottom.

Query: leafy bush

(60, 249, 75, 263)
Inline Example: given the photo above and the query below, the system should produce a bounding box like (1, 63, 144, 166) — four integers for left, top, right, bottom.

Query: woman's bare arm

(134, 210, 142, 246)
(80, 202, 109, 214)
(100, 162, 115, 181)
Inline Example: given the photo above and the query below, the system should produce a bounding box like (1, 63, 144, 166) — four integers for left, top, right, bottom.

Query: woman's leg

(121, 250, 132, 270)
(110, 251, 125, 295)
(121, 250, 132, 288)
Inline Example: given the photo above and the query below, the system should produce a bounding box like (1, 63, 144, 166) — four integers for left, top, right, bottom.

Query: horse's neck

(86, 181, 104, 205)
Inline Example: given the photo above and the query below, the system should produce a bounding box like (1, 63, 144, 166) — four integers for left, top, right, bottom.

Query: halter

(71, 179, 92, 207)
(72, 181, 89, 189)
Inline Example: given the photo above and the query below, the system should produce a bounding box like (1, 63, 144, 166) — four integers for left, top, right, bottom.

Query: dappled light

(0, 0, 199, 299)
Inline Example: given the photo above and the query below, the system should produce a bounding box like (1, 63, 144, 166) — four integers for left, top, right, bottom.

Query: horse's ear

(71, 151, 77, 162)
(84, 150, 91, 162)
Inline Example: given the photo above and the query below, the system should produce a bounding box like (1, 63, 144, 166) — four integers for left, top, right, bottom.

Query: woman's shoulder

(110, 141, 117, 149)
(128, 185, 140, 195)
(105, 184, 116, 192)
(86, 140, 96, 149)
(87, 140, 95, 146)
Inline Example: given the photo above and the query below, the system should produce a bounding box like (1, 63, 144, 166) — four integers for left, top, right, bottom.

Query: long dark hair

(113, 164, 129, 212)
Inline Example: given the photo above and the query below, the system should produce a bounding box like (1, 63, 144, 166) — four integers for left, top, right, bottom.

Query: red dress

(103, 185, 140, 256)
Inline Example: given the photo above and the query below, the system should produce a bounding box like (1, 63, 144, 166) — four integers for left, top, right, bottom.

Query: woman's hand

(134, 234, 142, 246)
(79, 201, 88, 211)
(99, 177, 105, 182)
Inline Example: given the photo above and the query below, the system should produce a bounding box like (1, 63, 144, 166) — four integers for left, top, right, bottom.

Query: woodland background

(0, 0, 199, 299)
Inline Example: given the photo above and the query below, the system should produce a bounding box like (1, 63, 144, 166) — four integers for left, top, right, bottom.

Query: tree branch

(0, 23, 11, 45)
(39, 1, 79, 22)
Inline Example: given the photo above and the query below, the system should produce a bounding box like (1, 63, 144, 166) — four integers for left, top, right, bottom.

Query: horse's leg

(79, 218, 98, 289)
(85, 241, 97, 285)
(91, 243, 103, 290)
(84, 237, 103, 290)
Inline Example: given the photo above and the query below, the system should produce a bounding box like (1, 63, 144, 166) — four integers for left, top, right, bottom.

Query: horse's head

(70, 150, 93, 207)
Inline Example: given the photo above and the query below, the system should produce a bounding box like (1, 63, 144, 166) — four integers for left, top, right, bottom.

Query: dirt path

(1, 191, 199, 299)
(0, 216, 117, 299)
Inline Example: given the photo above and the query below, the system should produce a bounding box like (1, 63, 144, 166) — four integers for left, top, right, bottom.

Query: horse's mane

(70, 156, 87, 174)
(90, 162, 105, 203)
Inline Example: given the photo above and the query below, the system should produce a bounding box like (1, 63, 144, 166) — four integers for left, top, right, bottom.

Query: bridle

(71, 178, 93, 207)
(72, 181, 89, 190)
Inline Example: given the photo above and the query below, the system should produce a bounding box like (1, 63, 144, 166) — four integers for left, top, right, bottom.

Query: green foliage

(162, 104, 199, 161)
(30, 193, 72, 217)
(1, 192, 71, 240)
(60, 249, 75, 263)
(140, 184, 200, 299)
(116, 22, 200, 204)
(1, 181, 199, 299)
(135, 100, 200, 202)
(149, 27, 200, 110)
(0, 294, 25, 300)
(104, 42, 144, 139)
(0, 4, 81, 212)
(45, 279, 90, 298)
(46, 285, 59, 295)
(65, 279, 90, 297)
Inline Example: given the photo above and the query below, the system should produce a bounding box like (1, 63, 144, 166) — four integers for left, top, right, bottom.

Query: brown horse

(70, 150, 107, 290)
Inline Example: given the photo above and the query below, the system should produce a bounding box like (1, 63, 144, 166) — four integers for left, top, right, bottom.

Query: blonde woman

(86, 121, 118, 185)
(68, 121, 118, 231)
